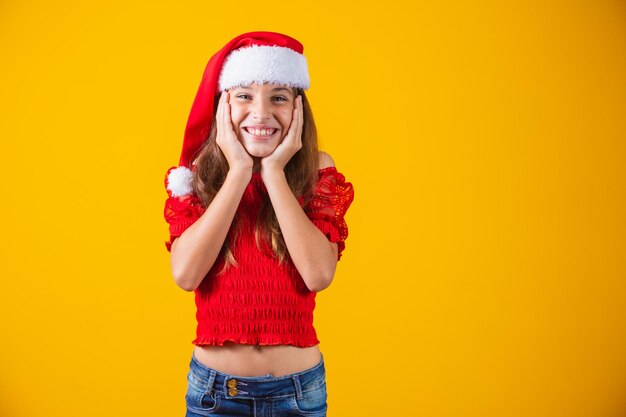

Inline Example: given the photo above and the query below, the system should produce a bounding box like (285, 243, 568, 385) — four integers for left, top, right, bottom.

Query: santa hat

(166, 31, 310, 198)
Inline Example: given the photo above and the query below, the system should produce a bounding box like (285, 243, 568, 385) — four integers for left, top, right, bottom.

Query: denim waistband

(189, 350, 326, 400)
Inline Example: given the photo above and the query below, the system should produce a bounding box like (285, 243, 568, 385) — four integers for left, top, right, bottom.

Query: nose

(252, 99, 272, 121)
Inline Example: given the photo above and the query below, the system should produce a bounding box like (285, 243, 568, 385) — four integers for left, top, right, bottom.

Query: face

(227, 82, 296, 158)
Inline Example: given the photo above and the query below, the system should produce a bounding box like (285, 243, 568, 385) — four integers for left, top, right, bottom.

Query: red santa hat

(165, 31, 310, 198)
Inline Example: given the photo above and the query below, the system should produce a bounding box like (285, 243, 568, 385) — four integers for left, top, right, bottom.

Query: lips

(243, 127, 278, 139)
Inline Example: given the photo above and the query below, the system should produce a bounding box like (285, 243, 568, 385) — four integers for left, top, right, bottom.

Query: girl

(163, 32, 354, 417)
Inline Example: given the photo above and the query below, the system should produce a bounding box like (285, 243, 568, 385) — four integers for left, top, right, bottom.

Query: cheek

(228, 105, 245, 128)
(278, 108, 294, 129)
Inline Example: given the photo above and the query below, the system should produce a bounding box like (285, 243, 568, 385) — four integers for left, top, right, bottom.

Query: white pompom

(166, 166, 194, 197)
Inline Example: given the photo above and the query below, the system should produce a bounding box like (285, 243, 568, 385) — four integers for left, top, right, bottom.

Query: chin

(240, 135, 283, 158)
(243, 143, 278, 158)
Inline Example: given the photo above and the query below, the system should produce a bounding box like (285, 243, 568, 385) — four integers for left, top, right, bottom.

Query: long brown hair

(192, 87, 320, 274)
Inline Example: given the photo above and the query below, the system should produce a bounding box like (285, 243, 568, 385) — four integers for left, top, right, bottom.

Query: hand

(215, 91, 254, 173)
(260, 95, 303, 176)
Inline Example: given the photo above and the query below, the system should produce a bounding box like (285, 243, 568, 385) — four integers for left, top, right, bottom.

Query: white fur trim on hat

(166, 166, 194, 197)
(218, 45, 310, 91)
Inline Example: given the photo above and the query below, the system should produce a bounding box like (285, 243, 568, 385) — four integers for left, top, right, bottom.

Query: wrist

(260, 159, 285, 173)
(261, 164, 285, 176)
(227, 166, 253, 182)
(260, 166, 286, 184)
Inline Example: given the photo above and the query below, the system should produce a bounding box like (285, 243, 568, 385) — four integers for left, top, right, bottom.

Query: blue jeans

(185, 350, 328, 417)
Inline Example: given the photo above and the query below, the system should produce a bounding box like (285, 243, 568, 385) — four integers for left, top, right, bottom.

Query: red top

(163, 166, 354, 347)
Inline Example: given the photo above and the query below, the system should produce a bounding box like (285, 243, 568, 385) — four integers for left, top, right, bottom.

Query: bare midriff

(193, 342, 322, 377)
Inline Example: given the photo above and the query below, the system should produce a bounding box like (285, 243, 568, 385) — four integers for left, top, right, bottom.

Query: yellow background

(1, 1, 625, 416)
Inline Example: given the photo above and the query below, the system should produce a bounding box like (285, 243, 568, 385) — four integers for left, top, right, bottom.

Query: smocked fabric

(163, 166, 354, 347)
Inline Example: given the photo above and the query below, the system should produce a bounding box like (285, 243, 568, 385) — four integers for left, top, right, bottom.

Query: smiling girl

(163, 32, 354, 417)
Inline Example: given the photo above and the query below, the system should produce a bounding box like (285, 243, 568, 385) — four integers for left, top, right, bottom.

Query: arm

(262, 154, 339, 293)
(170, 91, 254, 291)
(170, 167, 251, 292)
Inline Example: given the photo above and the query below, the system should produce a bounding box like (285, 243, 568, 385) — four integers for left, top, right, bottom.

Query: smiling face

(227, 82, 296, 159)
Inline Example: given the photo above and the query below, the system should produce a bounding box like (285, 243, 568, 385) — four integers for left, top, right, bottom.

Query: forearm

(262, 169, 338, 292)
(170, 168, 251, 291)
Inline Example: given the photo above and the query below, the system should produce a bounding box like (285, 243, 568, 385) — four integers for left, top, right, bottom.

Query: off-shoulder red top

(163, 167, 354, 347)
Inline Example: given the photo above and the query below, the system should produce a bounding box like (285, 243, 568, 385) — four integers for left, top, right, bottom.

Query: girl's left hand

(260, 95, 303, 175)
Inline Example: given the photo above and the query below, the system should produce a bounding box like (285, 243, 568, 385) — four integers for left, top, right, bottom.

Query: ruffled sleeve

(304, 166, 355, 261)
(163, 166, 206, 252)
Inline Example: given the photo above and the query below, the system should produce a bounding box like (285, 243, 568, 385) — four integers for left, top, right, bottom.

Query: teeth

(247, 128, 275, 137)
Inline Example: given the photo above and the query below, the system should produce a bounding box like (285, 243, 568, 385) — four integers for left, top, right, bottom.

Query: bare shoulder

(318, 151, 336, 169)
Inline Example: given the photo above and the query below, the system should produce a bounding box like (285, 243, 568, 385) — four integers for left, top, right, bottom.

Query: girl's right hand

(215, 91, 254, 173)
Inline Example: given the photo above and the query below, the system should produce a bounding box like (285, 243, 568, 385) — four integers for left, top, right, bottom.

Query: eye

(234, 94, 288, 101)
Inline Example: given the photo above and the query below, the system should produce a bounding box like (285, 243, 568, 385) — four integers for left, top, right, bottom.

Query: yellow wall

(1, 1, 625, 416)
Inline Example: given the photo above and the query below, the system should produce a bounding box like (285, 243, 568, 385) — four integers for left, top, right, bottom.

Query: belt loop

(206, 369, 217, 394)
(292, 375, 303, 399)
